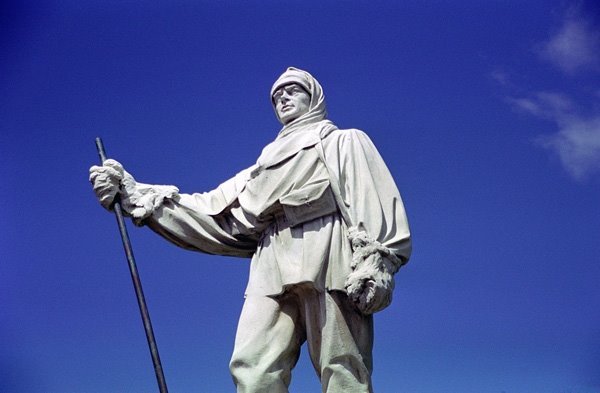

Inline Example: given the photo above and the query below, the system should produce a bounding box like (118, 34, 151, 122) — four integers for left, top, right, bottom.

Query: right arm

(90, 159, 259, 258)
(143, 194, 259, 258)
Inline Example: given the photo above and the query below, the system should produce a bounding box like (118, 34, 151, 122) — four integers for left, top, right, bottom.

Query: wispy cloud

(536, 116, 600, 180)
(539, 14, 600, 74)
(490, 69, 511, 87)
(507, 92, 573, 120)
(495, 5, 600, 181)
(507, 91, 600, 180)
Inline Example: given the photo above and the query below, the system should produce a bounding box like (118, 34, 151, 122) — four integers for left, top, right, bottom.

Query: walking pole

(95, 137, 169, 393)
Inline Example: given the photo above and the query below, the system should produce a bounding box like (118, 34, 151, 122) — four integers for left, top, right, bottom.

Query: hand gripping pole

(95, 137, 169, 393)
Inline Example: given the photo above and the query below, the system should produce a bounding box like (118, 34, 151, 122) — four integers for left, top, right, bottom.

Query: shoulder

(325, 128, 371, 143)
(324, 128, 377, 152)
(328, 127, 368, 137)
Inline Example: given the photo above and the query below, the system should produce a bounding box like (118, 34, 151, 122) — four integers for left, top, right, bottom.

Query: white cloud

(508, 92, 600, 180)
(536, 116, 600, 180)
(490, 69, 511, 87)
(507, 92, 573, 119)
(496, 5, 600, 180)
(540, 16, 600, 74)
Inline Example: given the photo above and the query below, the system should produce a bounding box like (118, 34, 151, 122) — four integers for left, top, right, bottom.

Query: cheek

(298, 96, 310, 110)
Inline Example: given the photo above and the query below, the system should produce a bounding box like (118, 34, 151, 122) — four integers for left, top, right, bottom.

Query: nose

(277, 94, 291, 107)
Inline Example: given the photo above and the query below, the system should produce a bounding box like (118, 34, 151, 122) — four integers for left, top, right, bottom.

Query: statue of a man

(90, 67, 411, 392)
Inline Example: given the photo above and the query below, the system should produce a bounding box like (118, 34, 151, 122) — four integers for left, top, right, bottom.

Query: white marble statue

(90, 67, 411, 393)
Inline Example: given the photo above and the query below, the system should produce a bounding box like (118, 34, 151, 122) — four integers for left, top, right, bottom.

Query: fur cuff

(347, 226, 403, 273)
(124, 182, 180, 225)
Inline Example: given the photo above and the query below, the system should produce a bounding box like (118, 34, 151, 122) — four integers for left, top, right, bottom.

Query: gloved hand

(345, 251, 396, 315)
(89, 159, 137, 212)
(89, 159, 179, 222)
(344, 227, 400, 315)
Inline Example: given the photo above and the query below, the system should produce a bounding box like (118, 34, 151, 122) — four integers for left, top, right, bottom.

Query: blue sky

(2, 1, 600, 392)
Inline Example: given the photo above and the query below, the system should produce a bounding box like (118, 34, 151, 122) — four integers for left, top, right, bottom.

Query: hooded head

(270, 67, 327, 129)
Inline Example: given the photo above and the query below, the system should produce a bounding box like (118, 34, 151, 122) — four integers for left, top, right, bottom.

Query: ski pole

(95, 137, 168, 393)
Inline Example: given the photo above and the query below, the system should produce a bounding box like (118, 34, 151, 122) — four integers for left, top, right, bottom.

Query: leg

(302, 288, 374, 393)
(229, 294, 303, 393)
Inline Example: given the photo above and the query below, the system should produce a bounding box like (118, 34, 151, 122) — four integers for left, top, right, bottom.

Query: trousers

(229, 285, 374, 393)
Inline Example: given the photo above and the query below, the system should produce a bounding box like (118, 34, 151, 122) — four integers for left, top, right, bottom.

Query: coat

(141, 120, 411, 297)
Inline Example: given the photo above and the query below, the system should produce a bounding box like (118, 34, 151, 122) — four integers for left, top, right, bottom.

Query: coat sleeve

(138, 166, 260, 258)
(324, 129, 412, 268)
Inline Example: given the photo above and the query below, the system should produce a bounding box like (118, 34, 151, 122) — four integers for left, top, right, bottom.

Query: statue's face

(273, 83, 310, 125)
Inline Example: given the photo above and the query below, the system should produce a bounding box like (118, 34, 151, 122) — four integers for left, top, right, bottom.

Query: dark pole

(95, 137, 169, 393)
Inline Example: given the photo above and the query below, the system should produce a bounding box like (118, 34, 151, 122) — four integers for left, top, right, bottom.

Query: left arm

(324, 129, 412, 313)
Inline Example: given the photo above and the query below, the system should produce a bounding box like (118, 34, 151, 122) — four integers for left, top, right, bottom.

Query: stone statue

(90, 67, 411, 393)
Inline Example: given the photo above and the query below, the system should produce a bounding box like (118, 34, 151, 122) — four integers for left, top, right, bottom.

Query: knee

(229, 357, 289, 393)
(321, 355, 372, 393)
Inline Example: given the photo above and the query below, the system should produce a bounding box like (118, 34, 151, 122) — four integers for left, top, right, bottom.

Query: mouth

(281, 105, 293, 111)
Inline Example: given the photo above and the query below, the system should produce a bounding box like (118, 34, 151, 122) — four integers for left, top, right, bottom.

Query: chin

(281, 116, 297, 125)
